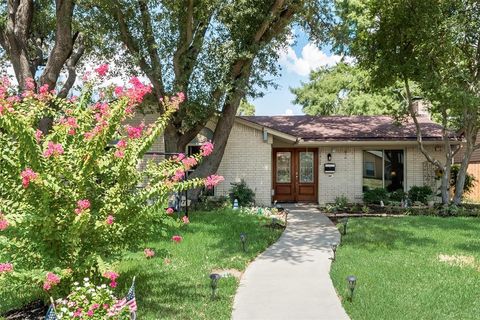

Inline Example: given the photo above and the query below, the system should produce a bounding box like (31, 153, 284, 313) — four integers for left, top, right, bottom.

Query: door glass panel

(299, 152, 314, 183)
(363, 150, 383, 191)
(384, 150, 404, 192)
(276, 152, 291, 183)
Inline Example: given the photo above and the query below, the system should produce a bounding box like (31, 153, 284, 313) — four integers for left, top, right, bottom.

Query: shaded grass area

(330, 216, 480, 320)
(0, 209, 281, 319)
(116, 209, 282, 319)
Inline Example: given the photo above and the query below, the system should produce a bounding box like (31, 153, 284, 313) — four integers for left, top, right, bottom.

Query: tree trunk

(453, 132, 477, 204)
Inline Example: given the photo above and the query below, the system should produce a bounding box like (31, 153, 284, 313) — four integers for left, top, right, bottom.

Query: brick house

(133, 113, 448, 206)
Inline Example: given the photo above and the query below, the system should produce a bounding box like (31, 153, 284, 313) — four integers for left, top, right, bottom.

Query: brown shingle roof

(239, 115, 447, 141)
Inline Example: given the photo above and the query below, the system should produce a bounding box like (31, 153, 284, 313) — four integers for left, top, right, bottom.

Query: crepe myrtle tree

(0, 66, 223, 296)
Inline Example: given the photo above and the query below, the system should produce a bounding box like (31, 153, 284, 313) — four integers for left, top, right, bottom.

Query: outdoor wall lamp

(240, 233, 247, 252)
(346, 275, 357, 302)
(331, 243, 338, 261)
(210, 273, 221, 300)
(327, 153, 332, 161)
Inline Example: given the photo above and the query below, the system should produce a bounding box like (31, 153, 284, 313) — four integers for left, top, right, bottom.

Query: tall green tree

(335, 0, 480, 205)
(237, 99, 255, 116)
(291, 62, 404, 115)
(93, 0, 333, 193)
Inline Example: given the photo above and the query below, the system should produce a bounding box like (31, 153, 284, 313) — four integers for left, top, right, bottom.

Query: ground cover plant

(0, 69, 224, 312)
(330, 216, 480, 320)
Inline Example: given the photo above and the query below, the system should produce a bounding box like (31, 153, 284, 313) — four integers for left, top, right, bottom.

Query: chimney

(412, 97, 431, 119)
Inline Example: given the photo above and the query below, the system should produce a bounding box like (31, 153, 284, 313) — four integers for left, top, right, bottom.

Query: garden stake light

(331, 243, 338, 261)
(209, 273, 221, 300)
(342, 218, 349, 235)
(240, 233, 247, 252)
(346, 275, 357, 302)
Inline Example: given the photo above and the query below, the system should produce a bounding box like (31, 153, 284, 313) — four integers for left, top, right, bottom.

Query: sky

(251, 31, 342, 116)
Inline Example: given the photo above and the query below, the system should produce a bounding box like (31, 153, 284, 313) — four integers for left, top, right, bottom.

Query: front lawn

(110, 209, 281, 319)
(0, 209, 282, 319)
(330, 216, 480, 320)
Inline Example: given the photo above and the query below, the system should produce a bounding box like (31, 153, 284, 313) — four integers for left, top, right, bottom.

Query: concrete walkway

(232, 206, 350, 320)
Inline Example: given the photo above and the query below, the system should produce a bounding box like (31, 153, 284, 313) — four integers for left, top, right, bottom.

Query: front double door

(273, 148, 318, 203)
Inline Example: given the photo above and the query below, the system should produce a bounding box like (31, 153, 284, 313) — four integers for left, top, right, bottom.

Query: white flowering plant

(54, 278, 131, 319)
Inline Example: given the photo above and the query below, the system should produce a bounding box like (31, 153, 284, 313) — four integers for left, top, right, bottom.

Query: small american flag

(45, 303, 57, 320)
(115, 277, 137, 318)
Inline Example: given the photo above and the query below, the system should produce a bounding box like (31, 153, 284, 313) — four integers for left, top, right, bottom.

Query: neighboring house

(454, 132, 480, 202)
(130, 113, 449, 206)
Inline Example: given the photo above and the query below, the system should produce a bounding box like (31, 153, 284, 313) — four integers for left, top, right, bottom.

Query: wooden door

(273, 149, 318, 203)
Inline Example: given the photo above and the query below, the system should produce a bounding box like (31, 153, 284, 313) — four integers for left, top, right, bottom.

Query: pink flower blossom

(25, 77, 35, 91)
(182, 157, 198, 170)
(114, 86, 124, 96)
(0, 263, 13, 273)
(34, 130, 43, 143)
(204, 175, 224, 189)
(94, 64, 109, 77)
(86, 309, 94, 317)
(117, 139, 127, 149)
(182, 216, 190, 224)
(75, 199, 91, 215)
(103, 271, 119, 281)
(21, 168, 38, 188)
(125, 77, 152, 105)
(73, 308, 83, 318)
(103, 304, 109, 310)
(43, 272, 60, 291)
(125, 124, 144, 139)
(106, 215, 115, 225)
(174, 153, 186, 161)
(172, 235, 183, 243)
(46, 272, 61, 284)
(109, 281, 117, 288)
(200, 141, 214, 156)
(166, 207, 174, 215)
(0, 217, 8, 231)
(172, 169, 185, 182)
(91, 304, 100, 310)
(43, 141, 64, 158)
(39, 84, 49, 95)
(144, 248, 155, 258)
(114, 150, 125, 158)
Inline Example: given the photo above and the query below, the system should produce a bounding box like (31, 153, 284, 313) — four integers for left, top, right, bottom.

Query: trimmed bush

(229, 179, 255, 206)
(363, 188, 389, 204)
(408, 186, 433, 204)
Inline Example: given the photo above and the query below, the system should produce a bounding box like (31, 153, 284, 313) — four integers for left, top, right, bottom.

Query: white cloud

(278, 43, 344, 77)
(285, 108, 294, 116)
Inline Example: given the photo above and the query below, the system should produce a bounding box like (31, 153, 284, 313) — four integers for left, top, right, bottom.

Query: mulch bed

(2, 300, 47, 320)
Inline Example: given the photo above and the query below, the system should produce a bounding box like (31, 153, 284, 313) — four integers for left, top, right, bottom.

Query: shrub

(389, 189, 407, 202)
(0, 72, 223, 296)
(229, 180, 255, 206)
(408, 186, 433, 204)
(363, 188, 388, 204)
(334, 195, 349, 210)
(54, 278, 131, 319)
(450, 164, 477, 195)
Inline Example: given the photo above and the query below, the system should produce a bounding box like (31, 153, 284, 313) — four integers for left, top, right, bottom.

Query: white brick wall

(214, 122, 272, 205)
(317, 144, 445, 204)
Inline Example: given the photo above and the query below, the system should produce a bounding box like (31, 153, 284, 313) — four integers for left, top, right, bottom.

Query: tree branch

(403, 75, 444, 170)
(58, 34, 85, 98)
(111, 1, 165, 100)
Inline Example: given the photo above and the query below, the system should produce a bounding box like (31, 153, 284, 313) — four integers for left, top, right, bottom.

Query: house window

(363, 150, 404, 192)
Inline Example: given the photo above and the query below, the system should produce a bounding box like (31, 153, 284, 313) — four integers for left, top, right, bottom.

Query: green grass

(116, 209, 282, 319)
(0, 209, 282, 319)
(331, 216, 480, 320)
